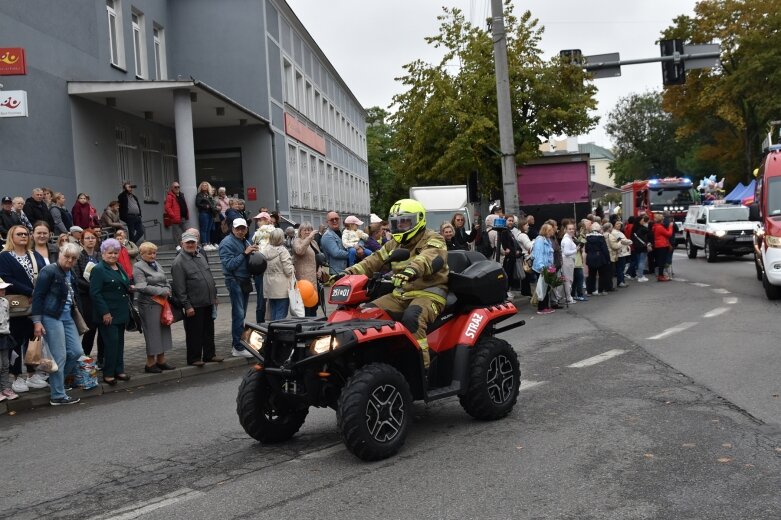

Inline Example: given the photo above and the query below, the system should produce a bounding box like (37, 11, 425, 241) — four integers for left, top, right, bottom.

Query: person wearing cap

(68, 226, 84, 244)
(0, 276, 19, 401)
(341, 215, 368, 266)
(1, 196, 21, 240)
(218, 217, 257, 358)
(163, 181, 189, 245)
(250, 211, 275, 323)
(172, 229, 221, 366)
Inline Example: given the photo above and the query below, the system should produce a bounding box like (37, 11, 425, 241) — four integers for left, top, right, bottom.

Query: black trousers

(184, 306, 216, 364)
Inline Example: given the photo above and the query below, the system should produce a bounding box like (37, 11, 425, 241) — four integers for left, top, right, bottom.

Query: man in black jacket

(0, 196, 21, 239)
(118, 182, 144, 244)
(23, 188, 53, 229)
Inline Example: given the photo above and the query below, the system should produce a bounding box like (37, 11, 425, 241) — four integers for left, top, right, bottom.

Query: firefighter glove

(392, 267, 417, 288)
(327, 271, 348, 286)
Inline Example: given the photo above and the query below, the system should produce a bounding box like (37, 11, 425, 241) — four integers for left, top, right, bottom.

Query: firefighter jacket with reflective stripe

(345, 228, 449, 302)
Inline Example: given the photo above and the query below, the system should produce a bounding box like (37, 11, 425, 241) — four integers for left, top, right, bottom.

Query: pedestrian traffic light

(660, 39, 685, 86)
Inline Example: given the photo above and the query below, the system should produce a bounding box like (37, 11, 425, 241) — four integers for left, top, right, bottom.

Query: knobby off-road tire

(686, 235, 698, 259)
(337, 363, 413, 461)
(459, 336, 520, 421)
(236, 369, 309, 443)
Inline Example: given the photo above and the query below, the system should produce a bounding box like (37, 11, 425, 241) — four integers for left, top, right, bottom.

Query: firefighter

(330, 199, 448, 368)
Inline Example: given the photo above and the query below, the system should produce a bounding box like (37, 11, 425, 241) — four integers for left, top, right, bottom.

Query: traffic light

(560, 49, 583, 66)
(660, 39, 685, 86)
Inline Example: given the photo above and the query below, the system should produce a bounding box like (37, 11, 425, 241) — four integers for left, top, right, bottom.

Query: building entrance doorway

(195, 149, 244, 198)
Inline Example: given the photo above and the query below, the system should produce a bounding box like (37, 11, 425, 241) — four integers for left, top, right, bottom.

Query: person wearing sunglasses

(164, 181, 190, 244)
(320, 212, 356, 273)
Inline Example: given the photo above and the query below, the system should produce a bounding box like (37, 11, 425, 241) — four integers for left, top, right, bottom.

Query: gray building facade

(0, 0, 368, 241)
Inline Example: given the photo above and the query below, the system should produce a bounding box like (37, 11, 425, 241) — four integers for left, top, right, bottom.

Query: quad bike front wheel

(236, 368, 309, 443)
(337, 363, 413, 461)
(460, 336, 520, 420)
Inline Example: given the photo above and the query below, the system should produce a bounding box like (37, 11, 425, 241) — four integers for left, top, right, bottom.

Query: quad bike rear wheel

(236, 369, 309, 443)
(337, 363, 413, 461)
(460, 336, 520, 420)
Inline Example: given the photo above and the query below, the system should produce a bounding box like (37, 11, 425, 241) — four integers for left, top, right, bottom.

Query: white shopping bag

(288, 278, 305, 318)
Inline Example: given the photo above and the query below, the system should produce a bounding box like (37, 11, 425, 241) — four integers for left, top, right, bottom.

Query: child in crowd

(342, 215, 369, 266)
(0, 277, 19, 401)
(252, 212, 276, 248)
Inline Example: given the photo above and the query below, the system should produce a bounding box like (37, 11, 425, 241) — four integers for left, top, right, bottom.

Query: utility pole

(490, 0, 519, 217)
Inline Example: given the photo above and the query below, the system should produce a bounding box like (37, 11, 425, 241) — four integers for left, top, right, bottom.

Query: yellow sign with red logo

(0, 48, 26, 75)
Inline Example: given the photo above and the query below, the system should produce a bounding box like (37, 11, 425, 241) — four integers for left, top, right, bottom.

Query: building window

(295, 71, 304, 112)
(153, 24, 166, 80)
(283, 60, 294, 104)
(589, 165, 596, 177)
(131, 10, 147, 79)
(106, 0, 125, 68)
(115, 126, 133, 185)
(161, 140, 177, 188)
(305, 82, 313, 119)
(139, 134, 159, 201)
(288, 144, 299, 207)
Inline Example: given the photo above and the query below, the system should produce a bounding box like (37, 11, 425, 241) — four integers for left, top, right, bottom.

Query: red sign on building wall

(284, 113, 326, 155)
(0, 48, 27, 75)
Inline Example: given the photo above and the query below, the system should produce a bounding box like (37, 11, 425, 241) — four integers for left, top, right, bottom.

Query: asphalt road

(1, 249, 780, 520)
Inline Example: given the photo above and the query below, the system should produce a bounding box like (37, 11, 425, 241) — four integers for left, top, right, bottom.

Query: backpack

(475, 229, 494, 258)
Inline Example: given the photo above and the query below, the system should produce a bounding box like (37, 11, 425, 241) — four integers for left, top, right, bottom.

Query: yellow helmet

(388, 199, 426, 244)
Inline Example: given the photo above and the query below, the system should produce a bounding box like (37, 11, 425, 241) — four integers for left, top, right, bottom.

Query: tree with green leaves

(390, 2, 598, 197)
(366, 106, 406, 215)
(661, 0, 781, 185)
(605, 91, 682, 186)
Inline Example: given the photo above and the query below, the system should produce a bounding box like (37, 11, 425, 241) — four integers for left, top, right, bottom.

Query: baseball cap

(181, 231, 198, 242)
(1, 196, 12, 204)
(0, 277, 12, 289)
(344, 215, 364, 226)
(69, 226, 84, 233)
(253, 211, 270, 221)
(233, 218, 248, 228)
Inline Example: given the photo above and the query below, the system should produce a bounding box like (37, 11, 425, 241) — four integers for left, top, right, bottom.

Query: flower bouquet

(542, 265, 565, 288)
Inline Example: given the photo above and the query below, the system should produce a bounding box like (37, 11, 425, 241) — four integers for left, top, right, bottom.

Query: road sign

(683, 43, 720, 70)
(584, 52, 621, 79)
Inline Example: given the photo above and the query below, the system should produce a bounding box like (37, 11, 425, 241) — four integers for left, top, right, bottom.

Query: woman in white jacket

(610, 221, 633, 288)
(560, 222, 578, 305)
(262, 228, 295, 320)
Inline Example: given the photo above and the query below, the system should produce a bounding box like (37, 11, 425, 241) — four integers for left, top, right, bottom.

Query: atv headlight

(241, 327, 265, 353)
(766, 235, 781, 248)
(311, 336, 338, 355)
(714, 230, 727, 238)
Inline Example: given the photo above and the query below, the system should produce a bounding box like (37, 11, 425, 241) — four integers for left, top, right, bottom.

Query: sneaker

(2, 388, 19, 400)
(232, 347, 253, 358)
(575, 296, 588, 301)
(12, 377, 29, 393)
(566, 299, 577, 305)
(599, 291, 609, 296)
(617, 282, 628, 288)
(50, 396, 80, 406)
(638, 276, 649, 282)
(625, 275, 635, 280)
(26, 373, 49, 389)
(657, 275, 671, 282)
(536, 308, 555, 315)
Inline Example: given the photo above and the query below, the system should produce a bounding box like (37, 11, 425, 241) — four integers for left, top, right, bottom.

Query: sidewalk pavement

(1, 293, 531, 416)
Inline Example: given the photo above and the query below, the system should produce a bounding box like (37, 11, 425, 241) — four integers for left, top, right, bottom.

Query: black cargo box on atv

(447, 251, 508, 306)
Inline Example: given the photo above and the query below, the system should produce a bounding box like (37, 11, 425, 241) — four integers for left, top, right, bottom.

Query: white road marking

(567, 350, 627, 368)
(671, 277, 688, 282)
(520, 380, 546, 391)
(691, 282, 710, 287)
(647, 322, 698, 340)
(703, 307, 729, 318)
(89, 488, 204, 520)
(300, 444, 346, 460)
(712, 288, 731, 294)
(724, 296, 738, 304)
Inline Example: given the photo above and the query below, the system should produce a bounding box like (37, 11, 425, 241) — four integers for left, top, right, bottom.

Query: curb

(1, 357, 256, 415)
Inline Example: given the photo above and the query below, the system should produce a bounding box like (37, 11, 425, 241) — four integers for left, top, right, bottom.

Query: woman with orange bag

(133, 242, 175, 373)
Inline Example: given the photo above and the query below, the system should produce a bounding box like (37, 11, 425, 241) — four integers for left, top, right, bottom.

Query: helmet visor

(389, 213, 419, 235)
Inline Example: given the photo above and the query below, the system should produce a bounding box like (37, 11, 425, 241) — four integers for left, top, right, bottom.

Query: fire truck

(620, 177, 698, 245)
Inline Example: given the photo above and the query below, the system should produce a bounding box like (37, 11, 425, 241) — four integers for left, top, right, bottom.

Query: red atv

(236, 249, 525, 461)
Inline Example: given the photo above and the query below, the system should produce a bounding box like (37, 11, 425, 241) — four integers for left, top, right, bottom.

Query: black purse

(125, 295, 143, 333)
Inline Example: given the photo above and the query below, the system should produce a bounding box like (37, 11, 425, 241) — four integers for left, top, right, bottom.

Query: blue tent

(724, 180, 756, 203)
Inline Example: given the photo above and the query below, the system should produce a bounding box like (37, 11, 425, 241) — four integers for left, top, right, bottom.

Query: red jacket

(652, 222, 673, 248)
(118, 246, 134, 281)
(164, 191, 187, 227)
(72, 202, 93, 229)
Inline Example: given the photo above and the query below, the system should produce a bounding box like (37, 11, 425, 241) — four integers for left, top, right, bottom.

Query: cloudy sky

(285, 0, 699, 148)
